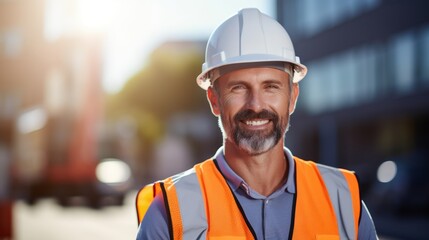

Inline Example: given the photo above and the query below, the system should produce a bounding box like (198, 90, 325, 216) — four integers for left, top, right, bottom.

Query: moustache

(234, 109, 278, 123)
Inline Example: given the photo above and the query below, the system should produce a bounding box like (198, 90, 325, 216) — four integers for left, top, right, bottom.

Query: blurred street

(13, 191, 138, 240)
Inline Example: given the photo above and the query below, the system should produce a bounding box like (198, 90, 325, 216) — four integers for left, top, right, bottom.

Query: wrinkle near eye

(226, 80, 247, 90)
(263, 80, 283, 88)
(265, 84, 280, 90)
(231, 84, 247, 92)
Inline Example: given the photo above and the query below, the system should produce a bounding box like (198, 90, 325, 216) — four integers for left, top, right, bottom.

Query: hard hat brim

(196, 55, 307, 90)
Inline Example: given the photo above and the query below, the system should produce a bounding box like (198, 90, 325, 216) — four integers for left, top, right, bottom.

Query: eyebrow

(262, 79, 284, 85)
(225, 78, 284, 86)
(225, 79, 246, 86)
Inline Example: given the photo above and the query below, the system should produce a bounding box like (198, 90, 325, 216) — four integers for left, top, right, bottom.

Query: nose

(246, 89, 264, 112)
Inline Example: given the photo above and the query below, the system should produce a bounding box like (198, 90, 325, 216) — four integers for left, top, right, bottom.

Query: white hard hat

(196, 8, 307, 90)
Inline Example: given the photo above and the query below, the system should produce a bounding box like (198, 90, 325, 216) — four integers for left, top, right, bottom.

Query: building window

(419, 25, 429, 85)
(301, 61, 324, 113)
(293, 0, 381, 37)
(300, 44, 387, 113)
(299, 27, 424, 114)
(389, 31, 416, 94)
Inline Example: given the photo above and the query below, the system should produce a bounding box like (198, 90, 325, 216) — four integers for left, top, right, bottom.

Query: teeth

(245, 120, 269, 126)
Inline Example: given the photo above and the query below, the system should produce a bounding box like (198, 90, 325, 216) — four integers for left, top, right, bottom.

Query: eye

(230, 84, 246, 92)
(265, 83, 280, 90)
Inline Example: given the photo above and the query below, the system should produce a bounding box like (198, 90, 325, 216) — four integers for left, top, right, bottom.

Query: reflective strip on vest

(136, 158, 360, 239)
(293, 159, 340, 239)
(194, 160, 256, 239)
(170, 168, 208, 239)
(316, 164, 360, 240)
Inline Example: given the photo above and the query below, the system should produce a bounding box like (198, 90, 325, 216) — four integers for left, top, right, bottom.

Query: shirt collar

(214, 146, 296, 197)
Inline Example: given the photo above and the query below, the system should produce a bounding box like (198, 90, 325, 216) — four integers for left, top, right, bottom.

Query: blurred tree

(105, 41, 207, 170)
(107, 40, 206, 127)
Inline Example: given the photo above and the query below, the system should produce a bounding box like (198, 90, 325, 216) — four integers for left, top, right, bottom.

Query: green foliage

(106, 41, 207, 143)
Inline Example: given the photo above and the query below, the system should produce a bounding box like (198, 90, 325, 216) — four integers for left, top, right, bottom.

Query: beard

(219, 109, 289, 155)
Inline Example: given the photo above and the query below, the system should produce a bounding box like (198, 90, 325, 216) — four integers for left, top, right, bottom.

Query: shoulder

(137, 159, 216, 240)
(136, 166, 200, 240)
(317, 163, 357, 186)
(137, 193, 169, 240)
(294, 157, 358, 187)
(358, 201, 378, 239)
(167, 160, 216, 193)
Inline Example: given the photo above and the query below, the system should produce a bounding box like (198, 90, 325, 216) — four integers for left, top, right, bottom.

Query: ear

(289, 83, 300, 115)
(207, 87, 220, 116)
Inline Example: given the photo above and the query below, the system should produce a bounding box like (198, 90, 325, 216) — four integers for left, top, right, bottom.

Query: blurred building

(0, 0, 117, 213)
(277, 0, 429, 238)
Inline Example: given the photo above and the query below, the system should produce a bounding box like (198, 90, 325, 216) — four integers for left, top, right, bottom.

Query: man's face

(207, 67, 299, 155)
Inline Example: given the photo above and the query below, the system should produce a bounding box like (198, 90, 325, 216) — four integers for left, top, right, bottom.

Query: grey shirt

(137, 147, 378, 239)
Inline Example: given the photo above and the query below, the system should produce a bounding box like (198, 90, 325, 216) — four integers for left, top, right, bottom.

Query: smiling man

(136, 8, 377, 240)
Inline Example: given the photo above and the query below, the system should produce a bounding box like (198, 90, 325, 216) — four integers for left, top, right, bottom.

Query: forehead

(217, 67, 290, 85)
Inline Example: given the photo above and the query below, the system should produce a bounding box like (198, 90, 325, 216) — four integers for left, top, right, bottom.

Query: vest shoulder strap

(135, 168, 204, 239)
(293, 158, 340, 238)
(316, 163, 361, 240)
(293, 158, 360, 239)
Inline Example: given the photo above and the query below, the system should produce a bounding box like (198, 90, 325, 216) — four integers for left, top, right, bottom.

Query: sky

(73, 0, 275, 93)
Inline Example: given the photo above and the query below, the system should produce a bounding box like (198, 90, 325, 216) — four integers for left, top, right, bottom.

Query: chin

(238, 137, 277, 156)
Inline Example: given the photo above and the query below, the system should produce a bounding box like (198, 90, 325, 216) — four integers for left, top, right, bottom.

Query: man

(136, 8, 377, 239)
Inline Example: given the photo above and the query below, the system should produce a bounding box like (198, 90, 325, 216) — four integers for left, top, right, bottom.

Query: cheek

(267, 94, 290, 114)
(219, 95, 245, 115)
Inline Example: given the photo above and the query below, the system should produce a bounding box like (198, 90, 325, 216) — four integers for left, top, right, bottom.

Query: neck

(223, 141, 288, 196)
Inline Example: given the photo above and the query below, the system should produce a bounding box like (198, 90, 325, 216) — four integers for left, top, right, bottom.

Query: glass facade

(279, 1, 429, 238)
(293, 0, 381, 37)
(389, 31, 416, 94)
(419, 26, 429, 84)
(299, 26, 429, 114)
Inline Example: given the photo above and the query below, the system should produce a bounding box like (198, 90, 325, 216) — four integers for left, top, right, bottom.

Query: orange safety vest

(136, 157, 361, 240)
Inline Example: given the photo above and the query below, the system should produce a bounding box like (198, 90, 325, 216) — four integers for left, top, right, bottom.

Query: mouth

(244, 119, 270, 126)
(234, 109, 277, 131)
(240, 118, 272, 130)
